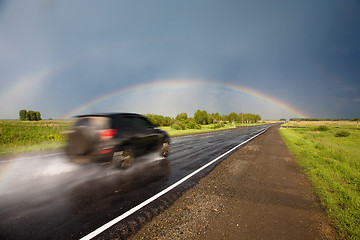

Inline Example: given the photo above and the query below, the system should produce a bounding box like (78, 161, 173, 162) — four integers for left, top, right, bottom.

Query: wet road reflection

(0, 153, 169, 240)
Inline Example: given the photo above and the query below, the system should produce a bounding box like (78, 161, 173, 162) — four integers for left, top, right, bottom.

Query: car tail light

(100, 129, 117, 141)
(99, 149, 113, 154)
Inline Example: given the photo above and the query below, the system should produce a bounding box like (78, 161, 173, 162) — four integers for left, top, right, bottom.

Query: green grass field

(0, 120, 71, 155)
(280, 121, 360, 239)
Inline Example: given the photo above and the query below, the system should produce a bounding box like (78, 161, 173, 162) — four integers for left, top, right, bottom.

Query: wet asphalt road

(0, 125, 272, 240)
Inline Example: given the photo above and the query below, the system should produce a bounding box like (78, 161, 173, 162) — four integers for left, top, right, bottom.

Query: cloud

(1, 1, 360, 119)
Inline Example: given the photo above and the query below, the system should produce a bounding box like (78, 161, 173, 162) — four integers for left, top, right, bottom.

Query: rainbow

(0, 63, 66, 107)
(0, 69, 52, 104)
(61, 79, 308, 119)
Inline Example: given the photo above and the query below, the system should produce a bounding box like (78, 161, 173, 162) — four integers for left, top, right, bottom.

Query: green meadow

(280, 121, 360, 239)
(0, 120, 71, 155)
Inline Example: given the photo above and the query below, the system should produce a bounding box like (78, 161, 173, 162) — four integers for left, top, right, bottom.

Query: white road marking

(80, 127, 269, 240)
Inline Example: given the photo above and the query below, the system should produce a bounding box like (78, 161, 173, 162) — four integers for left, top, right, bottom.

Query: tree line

(19, 110, 42, 121)
(290, 118, 359, 121)
(144, 110, 261, 130)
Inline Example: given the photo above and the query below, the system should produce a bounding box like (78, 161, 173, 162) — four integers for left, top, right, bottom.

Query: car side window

(132, 117, 154, 129)
(115, 116, 154, 129)
(115, 117, 133, 129)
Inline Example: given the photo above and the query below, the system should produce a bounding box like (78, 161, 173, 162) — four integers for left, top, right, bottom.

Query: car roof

(76, 113, 143, 118)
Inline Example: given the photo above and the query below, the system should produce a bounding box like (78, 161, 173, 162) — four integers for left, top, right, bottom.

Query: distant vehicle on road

(65, 113, 170, 167)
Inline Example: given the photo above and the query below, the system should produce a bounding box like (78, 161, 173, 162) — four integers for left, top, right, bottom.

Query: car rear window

(74, 118, 90, 127)
(115, 116, 153, 129)
(74, 117, 110, 130)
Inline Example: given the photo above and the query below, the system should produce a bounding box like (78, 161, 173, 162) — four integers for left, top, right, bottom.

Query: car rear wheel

(112, 148, 134, 168)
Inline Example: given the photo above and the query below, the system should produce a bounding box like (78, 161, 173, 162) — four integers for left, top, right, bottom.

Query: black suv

(65, 113, 170, 167)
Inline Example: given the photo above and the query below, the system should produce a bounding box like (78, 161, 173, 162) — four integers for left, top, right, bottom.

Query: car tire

(112, 148, 134, 168)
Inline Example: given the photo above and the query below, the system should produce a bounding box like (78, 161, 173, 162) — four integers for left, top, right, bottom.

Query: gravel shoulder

(130, 125, 337, 240)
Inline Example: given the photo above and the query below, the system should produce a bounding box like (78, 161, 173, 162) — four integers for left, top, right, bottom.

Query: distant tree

(194, 110, 203, 124)
(246, 113, 254, 123)
(143, 114, 162, 126)
(194, 110, 210, 125)
(255, 114, 261, 123)
(19, 110, 27, 121)
(280, 118, 286, 121)
(175, 112, 188, 121)
(185, 118, 201, 129)
(239, 113, 244, 124)
(27, 110, 34, 121)
(23, 110, 42, 121)
(143, 114, 174, 126)
(238, 113, 262, 123)
(161, 116, 174, 126)
(210, 113, 222, 122)
(228, 112, 239, 122)
(35, 111, 41, 121)
(144, 111, 262, 128)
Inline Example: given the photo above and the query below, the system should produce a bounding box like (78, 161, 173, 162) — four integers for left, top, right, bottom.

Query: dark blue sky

(0, 0, 359, 119)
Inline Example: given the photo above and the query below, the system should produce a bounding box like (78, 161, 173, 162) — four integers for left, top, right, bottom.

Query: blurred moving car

(65, 113, 170, 167)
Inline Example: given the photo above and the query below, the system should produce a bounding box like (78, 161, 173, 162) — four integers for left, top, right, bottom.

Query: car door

(131, 117, 160, 154)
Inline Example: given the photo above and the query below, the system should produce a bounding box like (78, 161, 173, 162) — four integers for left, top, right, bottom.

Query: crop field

(280, 121, 360, 239)
(0, 120, 71, 155)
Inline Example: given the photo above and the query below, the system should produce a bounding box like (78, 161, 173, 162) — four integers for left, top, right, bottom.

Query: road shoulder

(130, 125, 337, 240)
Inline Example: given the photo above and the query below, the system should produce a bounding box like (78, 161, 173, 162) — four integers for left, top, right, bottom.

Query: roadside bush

(186, 122, 201, 129)
(171, 121, 186, 130)
(171, 124, 181, 130)
(316, 125, 330, 131)
(334, 130, 350, 137)
(214, 122, 225, 128)
(185, 118, 202, 129)
(161, 116, 174, 126)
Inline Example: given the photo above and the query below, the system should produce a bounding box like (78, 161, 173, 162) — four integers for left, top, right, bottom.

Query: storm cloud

(0, 0, 359, 119)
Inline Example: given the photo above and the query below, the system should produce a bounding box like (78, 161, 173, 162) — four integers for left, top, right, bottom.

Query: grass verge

(0, 120, 71, 155)
(279, 121, 360, 239)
